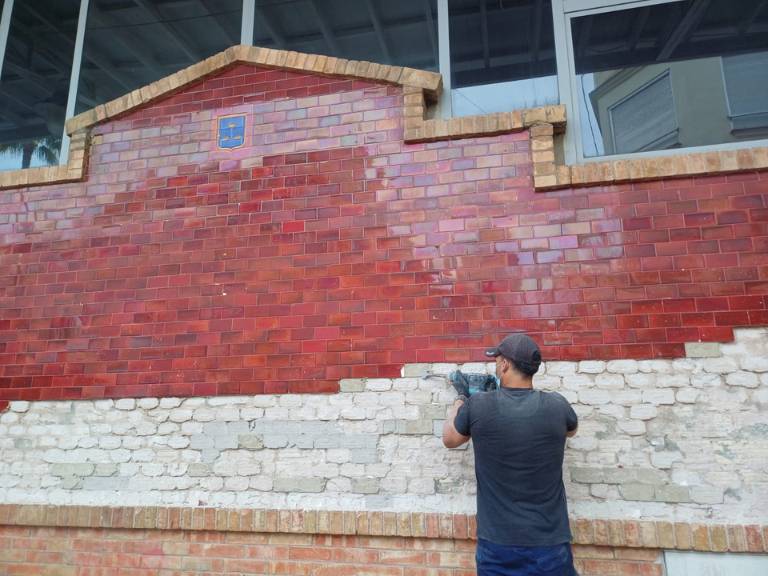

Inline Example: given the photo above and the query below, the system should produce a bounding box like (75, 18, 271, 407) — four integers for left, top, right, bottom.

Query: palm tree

(0, 134, 60, 169)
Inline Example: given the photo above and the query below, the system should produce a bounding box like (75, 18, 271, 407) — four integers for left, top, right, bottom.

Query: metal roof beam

(17, 3, 132, 92)
(423, 0, 438, 65)
(253, 2, 287, 48)
(657, 0, 711, 61)
(740, 0, 767, 34)
(197, 0, 237, 45)
(308, 0, 341, 56)
(531, 0, 543, 62)
(365, 0, 392, 64)
(479, 0, 489, 69)
(132, 0, 200, 61)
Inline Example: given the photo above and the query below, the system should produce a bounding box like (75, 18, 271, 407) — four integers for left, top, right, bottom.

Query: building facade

(1, 1, 768, 575)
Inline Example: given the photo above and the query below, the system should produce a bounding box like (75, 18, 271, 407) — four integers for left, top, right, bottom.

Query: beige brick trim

(0, 504, 764, 553)
(0, 130, 89, 190)
(531, 124, 768, 190)
(65, 45, 442, 135)
(400, 85, 566, 143)
(2, 42, 766, 192)
(0, 45, 441, 191)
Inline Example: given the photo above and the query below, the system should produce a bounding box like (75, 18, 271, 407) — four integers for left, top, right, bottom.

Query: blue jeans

(476, 539, 579, 576)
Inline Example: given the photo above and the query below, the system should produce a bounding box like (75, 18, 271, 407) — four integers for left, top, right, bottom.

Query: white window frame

(0, 0, 252, 172)
(0, 0, 13, 76)
(555, 0, 768, 164)
(60, 0, 89, 163)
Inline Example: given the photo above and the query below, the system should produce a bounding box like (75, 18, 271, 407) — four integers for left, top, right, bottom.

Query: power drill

(448, 370, 499, 399)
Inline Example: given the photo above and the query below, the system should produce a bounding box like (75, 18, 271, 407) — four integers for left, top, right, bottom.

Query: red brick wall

(1, 63, 767, 400)
(0, 525, 662, 576)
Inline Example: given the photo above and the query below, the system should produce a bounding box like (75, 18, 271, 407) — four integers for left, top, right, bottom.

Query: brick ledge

(0, 504, 764, 553)
(529, 122, 768, 190)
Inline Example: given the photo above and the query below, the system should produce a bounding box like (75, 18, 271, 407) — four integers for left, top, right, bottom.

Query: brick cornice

(64, 45, 442, 136)
(529, 122, 768, 190)
(0, 130, 89, 190)
(2, 43, 766, 192)
(0, 504, 764, 553)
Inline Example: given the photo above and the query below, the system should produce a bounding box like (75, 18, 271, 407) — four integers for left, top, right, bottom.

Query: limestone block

(690, 486, 725, 504)
(50, 464, 95, 477)
(655, 484, 691, 503)
(159, 398, 183, 409)
(340, 379, 366, 392)
(169, 409, 194, 423)
(641, 389, 675, 405)
(638, 360, 673, 374)
(273, 477, 326, 493)
(570, 467, 604, 483)
(630, 404, 658, 420)
(401, 364, 431, 377)
(351, 477, 380, 494)
(741, 356, 768, 372)
(725, 371, 759, 388)
(578, 390, 612, 405)
(137, 398, 159, 410)
(675, 389, 700, 404)
(607, 360, 639, 374)
(651, 451, 683, 469)
(685, 342, 721, 358)
(595, 373, 625, 390)
(619, 484, 655, 501)
(578, 361, 605, 374)
(701, 357, 739, 374)
(546, 362, 577, 376)
(534, 375, 561, 391)
(691, 372, 722, 388)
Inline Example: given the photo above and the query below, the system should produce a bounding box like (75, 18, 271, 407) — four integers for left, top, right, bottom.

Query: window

(76, 0, 242, 114)
(722, 51, 768, 137)
(252, 0, 439, 71)
(449, 0, 558, 116)
(607, 71, 678, 155)
(0, 0, 80, 171)
(0, 1, 767, 173)
(566, 0, 768, 159)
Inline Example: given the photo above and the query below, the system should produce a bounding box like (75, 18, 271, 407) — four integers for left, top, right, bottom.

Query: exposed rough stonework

(0, 328, 766, 525)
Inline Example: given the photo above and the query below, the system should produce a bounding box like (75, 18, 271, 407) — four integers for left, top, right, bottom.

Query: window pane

(449, 0, 558, 116)
(722, 51, 768, 135)
(76, 0, 242, 114)
(0, 0, 80, 171)
(573, 0, 768, 157)
(252, 0, 438, 71)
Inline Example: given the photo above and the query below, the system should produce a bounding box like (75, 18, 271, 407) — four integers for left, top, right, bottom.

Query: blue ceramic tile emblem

(217, 114, 246, 149)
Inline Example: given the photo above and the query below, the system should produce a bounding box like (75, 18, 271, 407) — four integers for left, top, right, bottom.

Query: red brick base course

(1, 505, 765, 575)
(0, 525, 665, 576)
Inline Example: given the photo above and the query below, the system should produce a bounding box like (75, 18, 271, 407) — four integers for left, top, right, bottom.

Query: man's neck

(500, 378, 533, 390)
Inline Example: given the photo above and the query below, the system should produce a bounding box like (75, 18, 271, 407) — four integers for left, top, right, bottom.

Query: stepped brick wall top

(1, 63, 767, 400)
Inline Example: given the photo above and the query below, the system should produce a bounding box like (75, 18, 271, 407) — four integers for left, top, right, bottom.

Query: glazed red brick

(0, 525, 662, 576)
(0, 64, 767, 399)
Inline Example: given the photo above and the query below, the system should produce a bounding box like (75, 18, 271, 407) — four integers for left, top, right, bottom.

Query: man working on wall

(443, 333, 579, 576)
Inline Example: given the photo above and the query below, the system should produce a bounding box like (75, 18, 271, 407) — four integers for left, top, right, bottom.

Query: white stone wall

(1, 328, 766, 524)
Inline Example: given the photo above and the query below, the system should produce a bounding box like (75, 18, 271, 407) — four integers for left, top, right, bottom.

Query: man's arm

(442, 398, 471, 448)
(566, 426, 578, 438)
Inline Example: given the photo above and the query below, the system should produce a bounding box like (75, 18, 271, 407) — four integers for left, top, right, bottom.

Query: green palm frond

(0, 134, 61, 169)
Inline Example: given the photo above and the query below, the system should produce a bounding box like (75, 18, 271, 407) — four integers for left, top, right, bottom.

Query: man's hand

(442, 398, 470, 448)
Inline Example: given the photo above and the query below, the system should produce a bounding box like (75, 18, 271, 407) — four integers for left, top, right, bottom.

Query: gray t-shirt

(454, 388, 578, 546)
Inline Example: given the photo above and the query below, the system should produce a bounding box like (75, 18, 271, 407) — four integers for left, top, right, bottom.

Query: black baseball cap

(485, 333, 542, 375)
